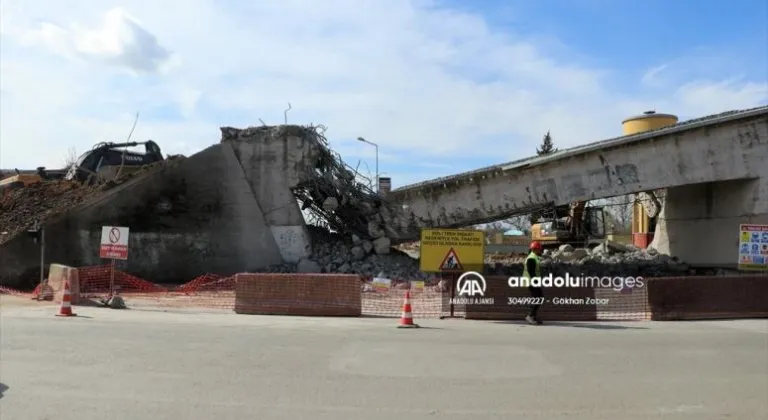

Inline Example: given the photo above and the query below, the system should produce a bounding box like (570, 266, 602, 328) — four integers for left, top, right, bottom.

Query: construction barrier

(47, 264, 80, 304)
(1, 265, 766, 321)
(647, 276, 768, 320)
(234, 273, 361, 316)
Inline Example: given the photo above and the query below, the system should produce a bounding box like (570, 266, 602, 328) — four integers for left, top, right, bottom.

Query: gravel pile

(486, 243, 690, 278)
(256, 229, 691, 280)
(0, 181, 103, 244)
(257, 227, 432, 280)
(0, 160, 180, 246)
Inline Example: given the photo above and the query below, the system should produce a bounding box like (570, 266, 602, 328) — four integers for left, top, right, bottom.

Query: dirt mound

(0, 159, 185, 246)
(0, 181, 105, 244)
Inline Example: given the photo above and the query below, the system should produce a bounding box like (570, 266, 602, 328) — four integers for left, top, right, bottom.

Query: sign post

(26, 223, 45, 301)
(39, 226, 45, 300)
(419, 228, 485, 319)
(99, 226, 130, 297)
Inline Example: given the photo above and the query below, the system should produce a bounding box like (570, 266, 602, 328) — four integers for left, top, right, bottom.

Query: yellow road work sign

(419, 229, 485, 273)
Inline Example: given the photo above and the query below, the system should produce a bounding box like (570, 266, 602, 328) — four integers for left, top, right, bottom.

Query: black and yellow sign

(419, 229, 485, 273)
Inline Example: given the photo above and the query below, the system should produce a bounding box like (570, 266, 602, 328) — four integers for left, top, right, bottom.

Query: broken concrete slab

(373, 237, 391, 255)
(350, 246, 366, 261)
(367, 221, 385, 238)
(297, 258, 322, 273)
(322, 197, 339, 211)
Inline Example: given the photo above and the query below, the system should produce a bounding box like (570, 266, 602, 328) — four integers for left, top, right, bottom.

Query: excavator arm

(567, 201, 586, 235)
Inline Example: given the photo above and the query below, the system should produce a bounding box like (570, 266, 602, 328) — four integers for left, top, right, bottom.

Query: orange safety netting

(6, 266, 764, 320)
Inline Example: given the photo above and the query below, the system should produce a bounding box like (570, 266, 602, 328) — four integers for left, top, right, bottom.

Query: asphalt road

(1, 297, 766, 420)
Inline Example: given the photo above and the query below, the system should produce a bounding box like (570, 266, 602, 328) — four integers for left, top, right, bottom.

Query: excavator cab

(530, 203, 606, 249)
(583, 206, 606, 239)
(64, 140, 164, 183)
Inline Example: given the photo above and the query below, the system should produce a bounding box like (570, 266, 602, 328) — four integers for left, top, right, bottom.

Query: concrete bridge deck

(381, 106, 768, 266)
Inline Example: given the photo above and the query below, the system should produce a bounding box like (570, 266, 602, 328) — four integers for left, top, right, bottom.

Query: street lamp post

(357, 136, 379, 193)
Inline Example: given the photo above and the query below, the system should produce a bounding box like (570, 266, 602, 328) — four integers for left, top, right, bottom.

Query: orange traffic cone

(56, 281, 77, 317)
(397, 291, 419, 328)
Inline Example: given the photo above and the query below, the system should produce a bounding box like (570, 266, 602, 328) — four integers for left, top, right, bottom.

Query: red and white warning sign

(438, 248, 463, 271)
(99, 226, 130, 260)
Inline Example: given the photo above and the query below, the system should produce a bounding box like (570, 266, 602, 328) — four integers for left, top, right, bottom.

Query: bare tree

(63, 147, 78, 169)
(604, 194, 634, 233)
(506, 215, 532, 233)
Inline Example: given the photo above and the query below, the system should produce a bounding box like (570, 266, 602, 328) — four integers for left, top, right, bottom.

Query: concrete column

(223, 127, 324, 263)
(651, 178, 768, 267)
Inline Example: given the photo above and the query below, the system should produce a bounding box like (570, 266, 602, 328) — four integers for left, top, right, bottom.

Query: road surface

(1, 296, 766, 419)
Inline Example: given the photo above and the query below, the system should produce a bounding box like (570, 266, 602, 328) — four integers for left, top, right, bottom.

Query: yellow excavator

(530, 201, 607, 249)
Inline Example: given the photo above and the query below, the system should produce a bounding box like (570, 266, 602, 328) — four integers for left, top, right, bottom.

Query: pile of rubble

(486, 243, 690, 278)
(0, 159, 180, 245)
(0, 181, 103, 244)
(259, 227, 431, 281)
(257, 226, 691, 280)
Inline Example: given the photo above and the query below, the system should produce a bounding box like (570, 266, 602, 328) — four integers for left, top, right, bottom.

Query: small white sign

(372, 277, 392, 292)
(99, 226, 130, 260)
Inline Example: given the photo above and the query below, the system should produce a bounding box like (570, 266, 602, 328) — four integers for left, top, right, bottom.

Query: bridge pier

(651, 177, 768, 267)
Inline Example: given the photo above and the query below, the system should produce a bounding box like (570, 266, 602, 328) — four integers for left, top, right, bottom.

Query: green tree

(536, 131, 558, 156)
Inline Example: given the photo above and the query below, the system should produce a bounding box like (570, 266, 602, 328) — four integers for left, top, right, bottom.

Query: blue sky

(1, 0, 766, 188)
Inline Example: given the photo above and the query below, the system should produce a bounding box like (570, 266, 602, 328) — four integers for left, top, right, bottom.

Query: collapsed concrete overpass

(1, 125, 387, 287)
(2, 107, 766, 288)
(380, 106, 768, 266)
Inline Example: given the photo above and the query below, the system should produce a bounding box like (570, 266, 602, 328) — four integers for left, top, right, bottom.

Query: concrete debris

(395, 239, 692, 278)
(296, 258, 322, 273)
(322, 197, 339, 211)
(372, 237, 391, 255)
(488, 242, 690, 278)
(367, 221, 385, 238)
(0, 159, 179, 246)
(258, 228, 430, 281)
(107, 295, 126, 309)
(0, 181, 105, 245)
(257, 225, 692, 281)
(350, 246, 366, 261)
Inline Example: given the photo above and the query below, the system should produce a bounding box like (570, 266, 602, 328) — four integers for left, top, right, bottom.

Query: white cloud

(641, 64, 668, 87)
(0, 0, 766, 188)
(11, 7, 175, 74)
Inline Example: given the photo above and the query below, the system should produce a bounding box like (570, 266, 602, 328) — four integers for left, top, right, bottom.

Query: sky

(1, 0, 766, 189)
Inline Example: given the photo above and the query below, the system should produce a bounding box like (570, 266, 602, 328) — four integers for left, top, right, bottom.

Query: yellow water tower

(622, 110, 678, 135)
(622, 110, 678, 248)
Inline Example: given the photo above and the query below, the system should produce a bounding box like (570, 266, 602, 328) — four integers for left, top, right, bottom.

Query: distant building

(484, 229, 530, 245)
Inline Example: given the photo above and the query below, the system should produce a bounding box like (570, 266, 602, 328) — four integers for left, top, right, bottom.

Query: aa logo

(456, 271, 486, 297)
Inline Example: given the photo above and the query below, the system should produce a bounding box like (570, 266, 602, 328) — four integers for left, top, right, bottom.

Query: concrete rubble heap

(259, 226, 432, 281)
(0, 181, 103, 245)
(290, 128, 401, 250)
(0, 160, 179, 246)
(485, 242, 691, 278)
(259, 224, 691, 281)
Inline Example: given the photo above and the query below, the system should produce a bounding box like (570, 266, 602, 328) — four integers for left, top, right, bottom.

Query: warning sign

(738, 224, 768, 271)
(419, 229, 484, 273)
(99, 226, 130, 260)
(439, 248, 463, 270)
